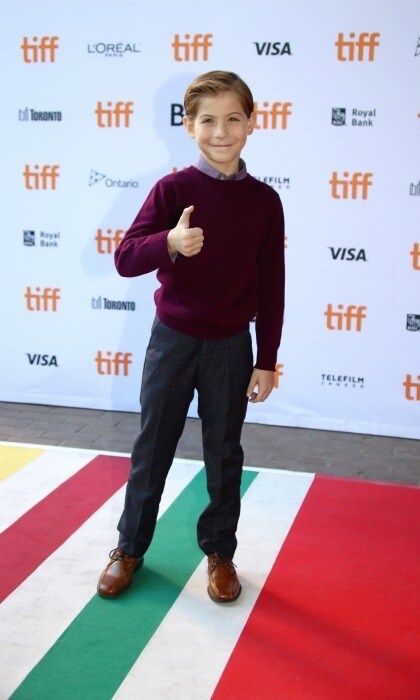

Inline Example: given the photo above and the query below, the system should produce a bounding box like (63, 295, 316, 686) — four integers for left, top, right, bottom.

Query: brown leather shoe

(207, 552, 241, 603)
(97, 547, 144, 598)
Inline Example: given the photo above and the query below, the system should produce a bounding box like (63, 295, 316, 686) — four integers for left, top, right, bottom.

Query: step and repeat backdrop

(1, 1, 419, 438)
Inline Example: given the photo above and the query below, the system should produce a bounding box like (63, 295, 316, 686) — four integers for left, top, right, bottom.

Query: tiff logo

(254, 101, 292, 129)
(330, 171, 373, 199)
(95, 351, 132, 376)
(23, 164, 59, 190)
(25, 287, 60, 311)
(95, 101, 134, 127)
(21, 36, 59, 63)
(172, 33, 212, 61)
(411, 243, 420, 270)
(335, 32, 380, 61)
(403, 374, 420, 401)
(324, 304, 367, 331)
(95, 228, 124, 253)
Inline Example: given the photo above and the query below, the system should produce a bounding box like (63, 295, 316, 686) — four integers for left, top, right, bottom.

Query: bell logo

(95, 351, 132, 376)
(21, 36, 59, 63)
(23, 165, 60, 190)
(254, 101, 292, 129)
(324, 304, 367, 331)
(335, 32, 380, 61)
(95, 101, 134, 128)
(410, 242, 420, 270)
(172, 33, 212, 61)
(95, 228, 124, 253)
(330, 171, 373, 199)
(25, 287, 60, 311)
(403, 374, 420, 401)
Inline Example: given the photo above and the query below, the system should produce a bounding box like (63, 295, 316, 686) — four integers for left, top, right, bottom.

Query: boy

(97, 70, 285, 603)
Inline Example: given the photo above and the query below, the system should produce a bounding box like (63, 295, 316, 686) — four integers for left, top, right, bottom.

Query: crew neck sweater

(114, 164, 285, 371)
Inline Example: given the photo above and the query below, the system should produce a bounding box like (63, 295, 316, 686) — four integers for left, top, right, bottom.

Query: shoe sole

(97, 557, 144, 599)
(207, 583, 242, 603)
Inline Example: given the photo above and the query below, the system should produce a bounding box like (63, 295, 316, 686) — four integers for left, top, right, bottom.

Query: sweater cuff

(254, 350, 277, 372)
(147, 229, 174, 266)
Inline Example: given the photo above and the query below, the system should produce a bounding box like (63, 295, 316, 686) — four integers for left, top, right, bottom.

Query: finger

(178, 205, 194, 227)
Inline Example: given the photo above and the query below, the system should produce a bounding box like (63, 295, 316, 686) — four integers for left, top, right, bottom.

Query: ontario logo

(89, 170, 139, 188)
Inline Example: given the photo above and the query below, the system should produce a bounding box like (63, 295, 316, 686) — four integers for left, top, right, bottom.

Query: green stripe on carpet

(11, 467, 258, 699)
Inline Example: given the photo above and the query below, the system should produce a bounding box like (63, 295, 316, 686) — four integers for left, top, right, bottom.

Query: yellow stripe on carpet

(0, 446, 44, 482)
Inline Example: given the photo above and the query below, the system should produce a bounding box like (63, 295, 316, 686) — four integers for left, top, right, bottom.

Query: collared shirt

(170, 154, 248, 260)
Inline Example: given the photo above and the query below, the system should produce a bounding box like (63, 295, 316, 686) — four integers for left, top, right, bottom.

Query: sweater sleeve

(254, 192, 285, 372)
(114, 178, 175, 276)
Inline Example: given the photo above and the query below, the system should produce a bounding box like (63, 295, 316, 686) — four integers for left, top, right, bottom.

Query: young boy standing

(97, 70, 285, 603)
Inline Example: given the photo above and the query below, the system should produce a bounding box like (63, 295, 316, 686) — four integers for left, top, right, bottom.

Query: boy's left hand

(246, 369, 275, 403)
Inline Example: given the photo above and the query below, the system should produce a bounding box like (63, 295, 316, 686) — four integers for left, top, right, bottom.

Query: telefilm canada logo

(321, 373, 365, 389)
(23, 230, 61, 247)
(87, 41, 141, 57)
(254, 175, 290, 191)
(331, 107, 377, 127)
(406, 314, 420, 331)
(89, 170, 139, 188)
(91, 296, 136, 311)
(18, 108, 62, 122)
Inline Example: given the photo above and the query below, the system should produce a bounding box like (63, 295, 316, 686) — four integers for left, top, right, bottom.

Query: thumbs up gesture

(167, 205, 204, 257)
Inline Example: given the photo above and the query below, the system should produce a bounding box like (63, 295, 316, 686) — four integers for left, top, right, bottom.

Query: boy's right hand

(167, 205, 204, 257)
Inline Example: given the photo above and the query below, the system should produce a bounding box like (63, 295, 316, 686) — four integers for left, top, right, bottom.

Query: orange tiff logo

(95, 101, 134, 128)
(21, 36, 59, 63)
(172, 33, 212, 61)
(411, 243, 420, 270)
(253, 102, 292, 129)
(23, 165, 59, 190)
(324, 304, 367, 331)
(403, 374, 420, 401)
(25, 287, 60, 311)
(330, 172, 373, 199)
(95, 351, 132, 376)
(335, 33, 380, 61)
(273, 363, 284, 388)
(95, 229, 124, 254)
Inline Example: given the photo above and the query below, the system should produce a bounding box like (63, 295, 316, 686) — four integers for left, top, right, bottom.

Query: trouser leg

(117, 317, 200, 558)
(196, 326, 253, 560)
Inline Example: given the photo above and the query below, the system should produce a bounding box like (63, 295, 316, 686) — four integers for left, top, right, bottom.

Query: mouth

(212, 144, 233, 148)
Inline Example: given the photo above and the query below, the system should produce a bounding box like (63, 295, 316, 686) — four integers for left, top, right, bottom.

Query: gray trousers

(117, 313, 254, 560)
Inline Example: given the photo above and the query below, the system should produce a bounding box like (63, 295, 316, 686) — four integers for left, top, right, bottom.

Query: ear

(247, 110, 257, 134)
(183, 115, 195, 137)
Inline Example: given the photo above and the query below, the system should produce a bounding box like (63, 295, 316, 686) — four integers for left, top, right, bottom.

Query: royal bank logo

(254, 41, 292, 56)
(91, 296, 135, 311)
(321, 372, 365, 389)
(87, 41, 141, 57)
(89, 170, 139, 188)
(409, 180, 420, 196)
(23, 230, 61, 247)
(254, 175, 290, 191)
(331, 107, 376, 127)
(329, 247, 367, 261)
(407, 314, 420, 331)
(18, 107, 62, 122)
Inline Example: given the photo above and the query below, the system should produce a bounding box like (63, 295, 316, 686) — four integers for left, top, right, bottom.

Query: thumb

(178, 204, 194, 227)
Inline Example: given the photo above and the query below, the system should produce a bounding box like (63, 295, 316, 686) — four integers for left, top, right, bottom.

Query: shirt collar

(195, 153, 248, 181)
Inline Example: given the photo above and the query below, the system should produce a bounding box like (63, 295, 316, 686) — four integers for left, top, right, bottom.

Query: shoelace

(108, 547, 127, 561)
(208, 553, 237, 573)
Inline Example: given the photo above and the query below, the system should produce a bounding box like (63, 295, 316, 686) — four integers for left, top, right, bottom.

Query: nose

(214, 122, 229, 138)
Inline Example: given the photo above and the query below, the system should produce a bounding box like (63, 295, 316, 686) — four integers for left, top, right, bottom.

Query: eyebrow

(199, 112, 243, 117)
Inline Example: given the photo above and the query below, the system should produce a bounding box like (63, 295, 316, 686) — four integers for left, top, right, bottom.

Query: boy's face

(183, 91, 256, 175)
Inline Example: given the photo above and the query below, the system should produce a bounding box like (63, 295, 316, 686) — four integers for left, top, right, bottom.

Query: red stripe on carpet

(213, 475, 420, 699)
(0, 455, 130, 602)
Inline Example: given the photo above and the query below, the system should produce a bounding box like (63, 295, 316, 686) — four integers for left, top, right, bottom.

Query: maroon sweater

(114, 165, 285, 371)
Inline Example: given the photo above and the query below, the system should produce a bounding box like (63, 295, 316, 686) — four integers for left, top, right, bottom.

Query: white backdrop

(1, 0, 419, 439)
